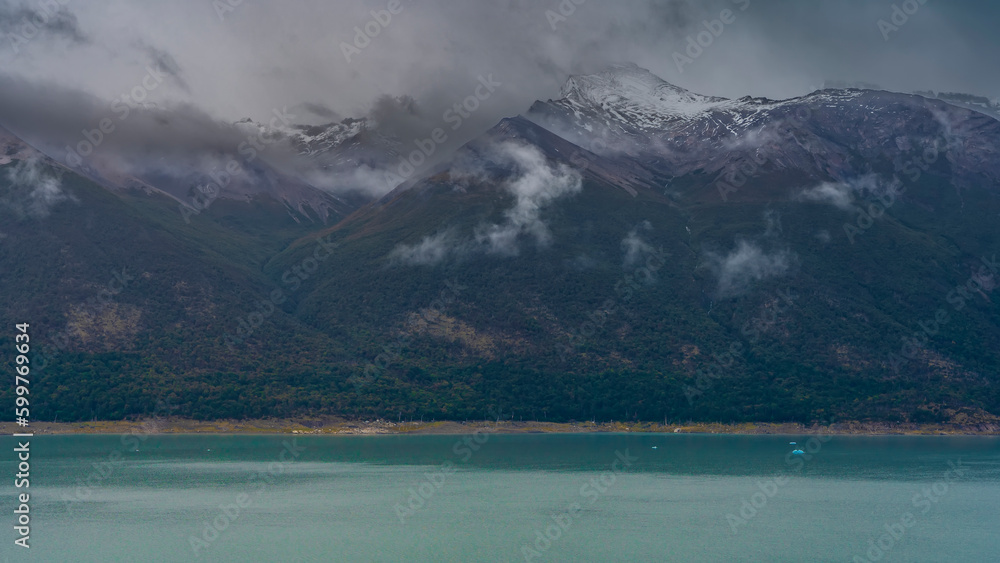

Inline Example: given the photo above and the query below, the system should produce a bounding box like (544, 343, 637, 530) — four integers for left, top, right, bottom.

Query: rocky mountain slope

(1, 65, 998, 425)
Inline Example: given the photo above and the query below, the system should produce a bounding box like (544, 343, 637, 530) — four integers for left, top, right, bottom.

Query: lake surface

(1, 432, 998, 562)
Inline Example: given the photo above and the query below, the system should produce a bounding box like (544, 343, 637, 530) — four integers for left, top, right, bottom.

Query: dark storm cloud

(4, 1, 998, 117)
(0, 0, 995, 196)
(0, 1, 87, 48)
(678, 0, 1000, 100)
(0, 72, 317, 203)
(0, 74, 239, 158)
(133, 41, 191, 93)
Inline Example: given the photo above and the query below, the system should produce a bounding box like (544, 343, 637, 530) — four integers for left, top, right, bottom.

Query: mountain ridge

(1, 64, 998, 424)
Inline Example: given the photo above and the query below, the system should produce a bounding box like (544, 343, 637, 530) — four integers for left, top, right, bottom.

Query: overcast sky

(1, 0, 996, 122)
(0, 0, 995, 192)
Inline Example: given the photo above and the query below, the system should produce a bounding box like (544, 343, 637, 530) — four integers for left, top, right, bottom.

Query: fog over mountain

(0, 0, 998, 429)
(0, 0, 996, 200)
(2, 4, 1000, 560)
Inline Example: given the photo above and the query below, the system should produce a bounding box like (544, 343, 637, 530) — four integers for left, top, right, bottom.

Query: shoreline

(2, 418, 998, 436)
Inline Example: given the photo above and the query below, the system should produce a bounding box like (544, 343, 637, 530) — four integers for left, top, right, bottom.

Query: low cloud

(390, 142, 582, 265)
(720, 127, 783, 153)
(704, 240, 792, 298)
(0, 75, 405, 203)
(0, 2, 87, 49)
(622, 220, 654, 267)
(0, 157, 75, 218)
(389, 230, 458, 266)
(796, 181, 854, 209)
(794, 175, 886, 210)
(473, 142, 582, 256)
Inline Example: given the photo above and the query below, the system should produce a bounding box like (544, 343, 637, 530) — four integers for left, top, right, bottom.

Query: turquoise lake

(1, 433, 998, 562)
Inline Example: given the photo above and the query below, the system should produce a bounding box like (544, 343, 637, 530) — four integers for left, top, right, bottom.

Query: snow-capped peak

(232, 115, 372, 158)
(557, 64, 730, 125)
(287, 118, 367, 156)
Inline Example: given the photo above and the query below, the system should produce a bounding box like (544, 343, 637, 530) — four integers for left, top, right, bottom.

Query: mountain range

(1, 64, 998, 426)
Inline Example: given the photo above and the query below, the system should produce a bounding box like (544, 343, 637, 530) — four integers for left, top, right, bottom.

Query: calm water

(0, 433, 998, 562)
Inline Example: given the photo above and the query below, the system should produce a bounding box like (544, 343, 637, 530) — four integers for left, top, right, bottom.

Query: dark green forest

(1, 153, 997, 425)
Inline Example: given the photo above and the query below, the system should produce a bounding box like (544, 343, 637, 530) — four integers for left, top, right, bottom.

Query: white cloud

(388, 230, 457, 266)
(795, 175, 888, 210)
(705, 240, 791, 297)
(1, 157, 75, 218)
(621, 220, 654, 267)
(473, 142, 582, 256)
(796, 181, 854, 209)
(389, 142, 581, 265)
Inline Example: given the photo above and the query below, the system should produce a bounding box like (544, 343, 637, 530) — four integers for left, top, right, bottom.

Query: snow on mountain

(550, 63, 733, 132)
(233, 116, 367, 156)
(286, 119, 368, 157)
(521, 64, 1000, 202)
(234, 114, 403, 176)
(533, 63, 875, 143)
(236, 63, 997, 206)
